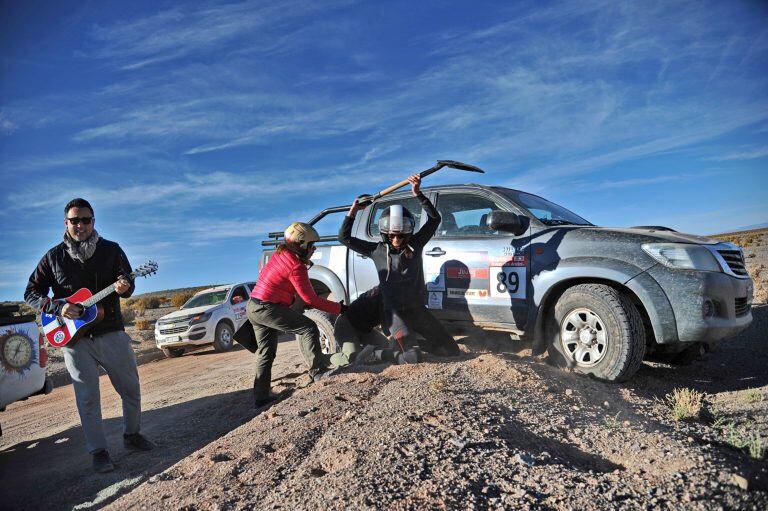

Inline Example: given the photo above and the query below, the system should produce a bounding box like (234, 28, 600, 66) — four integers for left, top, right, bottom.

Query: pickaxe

(358, 160, 485, 205)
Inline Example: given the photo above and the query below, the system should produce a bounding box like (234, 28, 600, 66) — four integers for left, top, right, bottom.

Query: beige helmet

(284, 222, 320, 250)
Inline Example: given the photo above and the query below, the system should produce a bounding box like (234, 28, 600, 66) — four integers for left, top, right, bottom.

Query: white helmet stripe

(390, 205, 404, 232)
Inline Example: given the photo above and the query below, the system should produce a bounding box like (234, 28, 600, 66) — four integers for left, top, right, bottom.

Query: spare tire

(303, 309, 340, 355)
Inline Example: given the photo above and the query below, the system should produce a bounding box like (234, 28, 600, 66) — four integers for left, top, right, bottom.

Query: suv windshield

(182, 291, 228, 309)
(499, 189, 592, 226)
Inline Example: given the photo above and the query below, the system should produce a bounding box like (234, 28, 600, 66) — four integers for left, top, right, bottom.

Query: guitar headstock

(132, 260, 159, 279)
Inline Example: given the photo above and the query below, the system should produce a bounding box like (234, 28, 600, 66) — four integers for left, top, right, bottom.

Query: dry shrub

(171, 292, 194, 308)
(135, 319, 153, 331)
(429, 377, 448, 392)
(666, 387, 703, 421)
(133, 296, 161, 313)
(122, 307, 137, 325)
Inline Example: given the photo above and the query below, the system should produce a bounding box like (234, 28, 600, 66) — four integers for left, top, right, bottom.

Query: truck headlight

(642, 243, 721, 272)
(190, 311, 212, 324)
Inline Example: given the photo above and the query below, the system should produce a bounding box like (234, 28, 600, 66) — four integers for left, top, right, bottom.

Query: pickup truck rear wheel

(549, 284, 646, 382)
(161, 347, 185, 358)
(303, 309, 339, 355)
(213, 322, 234, 352)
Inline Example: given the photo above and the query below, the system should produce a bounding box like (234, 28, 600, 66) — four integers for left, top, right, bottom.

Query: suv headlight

(642, 243, 721, 271)
(190, 311, 213, 324)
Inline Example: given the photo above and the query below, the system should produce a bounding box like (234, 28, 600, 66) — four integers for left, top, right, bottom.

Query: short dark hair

(64, 198, 94, 216)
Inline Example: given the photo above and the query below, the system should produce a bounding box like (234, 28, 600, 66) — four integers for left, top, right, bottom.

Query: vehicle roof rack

(262, 204, 351, 247)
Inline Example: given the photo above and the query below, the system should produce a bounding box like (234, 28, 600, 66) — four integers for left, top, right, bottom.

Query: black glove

(338, 301, 347, 314)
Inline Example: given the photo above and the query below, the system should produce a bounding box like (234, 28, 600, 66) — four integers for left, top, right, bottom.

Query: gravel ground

(107, 305, 767, 511)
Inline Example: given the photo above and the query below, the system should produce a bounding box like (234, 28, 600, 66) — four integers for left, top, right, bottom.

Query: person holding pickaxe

(339, 174, 461, 360)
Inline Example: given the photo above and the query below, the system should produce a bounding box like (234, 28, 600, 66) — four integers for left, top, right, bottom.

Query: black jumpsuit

(338, 192, 460, 356)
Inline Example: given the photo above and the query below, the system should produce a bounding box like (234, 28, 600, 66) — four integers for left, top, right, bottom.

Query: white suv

(154, 282, 254, 358)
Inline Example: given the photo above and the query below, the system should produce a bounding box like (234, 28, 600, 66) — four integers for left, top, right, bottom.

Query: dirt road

(2, 307, 767, 510)
(0, 340, 308, 510)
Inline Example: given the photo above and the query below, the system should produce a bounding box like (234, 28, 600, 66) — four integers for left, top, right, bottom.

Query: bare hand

(348, 197, 367, 217)
(61, 302, 83, 319)
(408, 174, 421, 196)
(115, 277, 131, 295)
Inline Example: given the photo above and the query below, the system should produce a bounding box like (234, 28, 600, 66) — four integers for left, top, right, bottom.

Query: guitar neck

(81, 271, 136, 308)
(81, 283, 119, 308)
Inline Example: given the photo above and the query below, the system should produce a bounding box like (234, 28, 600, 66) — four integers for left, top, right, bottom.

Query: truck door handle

(356, 253, 369, 259)
(425, 247, 446, 257)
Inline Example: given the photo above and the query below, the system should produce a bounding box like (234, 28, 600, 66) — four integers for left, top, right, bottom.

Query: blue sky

(1, 0, 767, 300)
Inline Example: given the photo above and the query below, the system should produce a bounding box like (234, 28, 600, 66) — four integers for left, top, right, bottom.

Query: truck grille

(717, 250, 748, 276)
(160, 326, 187, 335)
(735, 297, 750, 317)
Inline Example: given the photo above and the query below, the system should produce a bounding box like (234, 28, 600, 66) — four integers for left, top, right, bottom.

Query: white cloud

(707, 146, 768, 161)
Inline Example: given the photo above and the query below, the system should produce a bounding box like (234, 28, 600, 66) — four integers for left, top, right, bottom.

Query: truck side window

(435, 193, 506, 237)
(368, 197, 423, 238)
(230, 286, 248, 304)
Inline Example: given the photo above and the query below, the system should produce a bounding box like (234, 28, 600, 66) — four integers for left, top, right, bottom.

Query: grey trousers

(62, 330, 141, 454)
(247, 299, 327, 401)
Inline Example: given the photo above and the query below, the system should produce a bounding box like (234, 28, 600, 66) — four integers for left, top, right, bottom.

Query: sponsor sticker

(447, 288, 490, 299)
(428, 292, 443, 309)
(489, 255, 527, 267)
(426, 273, 446, 291)
(445, 267, 490, 280)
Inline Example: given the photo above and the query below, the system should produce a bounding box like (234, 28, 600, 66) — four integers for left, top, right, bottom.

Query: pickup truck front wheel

(303, 309, 339, 355)
(213, 322, 234, 352)
(549, 284, 646, 382)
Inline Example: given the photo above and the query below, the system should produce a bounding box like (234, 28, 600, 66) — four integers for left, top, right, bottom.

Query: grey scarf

(63, 229, 100, 262)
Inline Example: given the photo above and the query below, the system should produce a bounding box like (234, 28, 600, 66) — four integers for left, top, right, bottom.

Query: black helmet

(378, 205, 415, 243)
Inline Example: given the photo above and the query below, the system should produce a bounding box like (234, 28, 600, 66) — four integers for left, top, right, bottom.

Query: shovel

(358, 160, 484, 205)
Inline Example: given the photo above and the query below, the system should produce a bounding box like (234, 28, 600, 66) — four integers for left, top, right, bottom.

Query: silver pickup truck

(261, 184, 754, 382)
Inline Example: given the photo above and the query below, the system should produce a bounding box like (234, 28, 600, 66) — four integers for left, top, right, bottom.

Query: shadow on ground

(0, 389, 257, 511)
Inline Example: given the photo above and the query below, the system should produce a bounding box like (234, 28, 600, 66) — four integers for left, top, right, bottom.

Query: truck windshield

(182, 291, 228, 309)
(499, 189, 593, 226)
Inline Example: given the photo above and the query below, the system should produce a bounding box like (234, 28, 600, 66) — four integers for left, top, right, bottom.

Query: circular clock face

(2, 333, 34, 370)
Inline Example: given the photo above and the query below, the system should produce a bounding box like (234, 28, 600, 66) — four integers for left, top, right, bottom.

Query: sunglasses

(66, 217, 93, 225)
(388, 233, 410, 240)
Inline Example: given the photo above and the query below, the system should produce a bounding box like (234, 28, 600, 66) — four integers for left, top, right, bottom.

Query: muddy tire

(548, 284, 646, 382)
(303, 309, 339, 355)
(213, 322, 234, 352)
(161, 347, 185, 358)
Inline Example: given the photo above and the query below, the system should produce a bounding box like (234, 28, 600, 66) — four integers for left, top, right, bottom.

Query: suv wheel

(214, 322, 234, 352)
(303, 309, 339, 355)
(161, 347, 185, 358)
(548, 284, 645, 382)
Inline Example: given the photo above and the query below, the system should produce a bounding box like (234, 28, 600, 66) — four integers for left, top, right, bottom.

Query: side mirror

(486, 211, 529, 236)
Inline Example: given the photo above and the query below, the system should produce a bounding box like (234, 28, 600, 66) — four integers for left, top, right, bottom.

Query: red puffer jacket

(251, 248, 341, 315)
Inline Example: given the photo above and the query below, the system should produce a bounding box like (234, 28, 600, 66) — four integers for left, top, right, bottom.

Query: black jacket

(24, 237, 135, 336)
(339, 192, 440, 310)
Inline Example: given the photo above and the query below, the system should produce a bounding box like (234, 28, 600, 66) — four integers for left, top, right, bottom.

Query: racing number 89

(497, 270, 519, 294)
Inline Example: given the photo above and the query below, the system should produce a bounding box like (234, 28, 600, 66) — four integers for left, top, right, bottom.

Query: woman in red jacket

(248, 222, 344, 407)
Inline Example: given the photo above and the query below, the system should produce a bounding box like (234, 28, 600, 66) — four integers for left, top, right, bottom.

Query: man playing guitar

(25, 198, 155, 473)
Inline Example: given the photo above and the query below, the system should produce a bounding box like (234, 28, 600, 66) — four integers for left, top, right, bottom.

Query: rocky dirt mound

(109, 346, 767, 510)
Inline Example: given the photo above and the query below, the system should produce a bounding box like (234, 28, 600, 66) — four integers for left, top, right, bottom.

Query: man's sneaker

(311, 365, 342, 383)
(92, 449, 115, 473)
(123, 433, 155, 452)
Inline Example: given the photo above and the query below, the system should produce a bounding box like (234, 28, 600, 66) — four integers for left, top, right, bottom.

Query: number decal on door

(490, 266, 527, 299)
